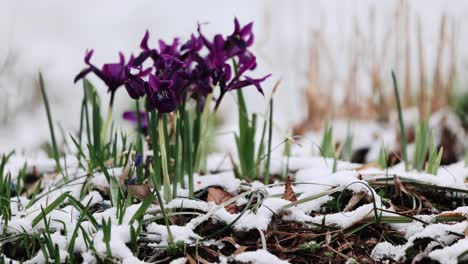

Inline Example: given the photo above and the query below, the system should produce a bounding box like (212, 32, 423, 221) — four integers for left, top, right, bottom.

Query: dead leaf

(325, 231, 332, 245)
(186, 255, 196, 264)
(343, 192, 367, 212)
(127, 184, 152, 202)
(219, 236, 237, 244)
(394, 176, 409, 196)
(282, 176, 297, 202)
(437, 212, 465, 218)
(365, 237, 378, 246)
(119, 163, 131, 186)
(337, 241, 354, 252)
(206, 187, 237, 213)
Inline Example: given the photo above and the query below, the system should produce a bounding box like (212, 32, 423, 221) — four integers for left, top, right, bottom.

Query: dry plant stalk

(431, 15, 447, 112)
(417, 16, 427, 119)
(403, 1, 412, 108)
(293, 30, 334, 134)
(293, 1, 458, 135)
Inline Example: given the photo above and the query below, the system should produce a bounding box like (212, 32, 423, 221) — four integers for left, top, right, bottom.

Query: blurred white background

(1, 0, 467, 153)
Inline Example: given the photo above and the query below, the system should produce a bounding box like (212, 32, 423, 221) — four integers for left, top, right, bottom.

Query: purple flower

(74, 50, 131, 105)
(123, 111, 148, 133)
(133, 31, 182, 67)
(196, 18, 270, 109)
(124, 65, 152, 99)
(77, 17, 270, 113)
(159, 38, 179, 57)
(187, 55, 213, 97)
(133, 31, 158, 66)
(145, 73, 178, 113)
(180, 34, 203, 63)
(225, 18, 254, 57)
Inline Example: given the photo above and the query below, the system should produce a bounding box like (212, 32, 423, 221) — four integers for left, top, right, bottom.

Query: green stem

(172, 114, 181, 199)
(194, 93, 213, 173)
(392, 71, 409, 171)
(149, 112, 174, 244)
(183, 111, 194, 196)
(158, 115, 171, 202)
(135, 101, 144, 184)
(264, 99, 273, 184)
(101, 105, 113, 144)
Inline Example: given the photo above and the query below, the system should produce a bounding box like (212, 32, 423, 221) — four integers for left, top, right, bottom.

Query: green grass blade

(391, 71, 409, 171)
(31, 192, 69, 227)
(130, 194, 153, 223)
(39, 72, 62, 172)
(264, 99, 274, 184)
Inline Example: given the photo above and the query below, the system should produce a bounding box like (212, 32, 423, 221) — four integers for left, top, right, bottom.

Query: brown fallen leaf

(343, 192, 367, 212)
(219, 236, 238, 246)
(206, 187, 237, 213)
(127, 184, 152, 202)
(337, 241, 354, 252)
(186, 255, 196, 264)
(282, 176, 297, 202)
(119, 163, 131, 186)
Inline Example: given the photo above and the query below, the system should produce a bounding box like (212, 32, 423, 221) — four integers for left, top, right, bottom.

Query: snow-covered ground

(2, 152, 468, 263)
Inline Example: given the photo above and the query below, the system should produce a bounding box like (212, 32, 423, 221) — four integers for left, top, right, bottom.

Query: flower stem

(149, 111, 174, 244)
(158, 115, 172, 202)
(101, 105, 113, 144)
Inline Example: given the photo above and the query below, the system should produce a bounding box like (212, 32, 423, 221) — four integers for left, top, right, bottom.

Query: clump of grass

(413, 120, 430, 171)
(0, 153, 13, 236)
(319, 124, 336, 159)
(101, 218, 112, 258)
(235, 89, 260, 181)
(317, 124, 339, 173)
(426, 145, 443, 175)
(234, 87, 274, 183)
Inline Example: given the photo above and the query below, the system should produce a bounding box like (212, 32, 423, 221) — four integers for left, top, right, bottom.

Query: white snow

(429, 238, 468, 264)
(233, 249, 290, 264)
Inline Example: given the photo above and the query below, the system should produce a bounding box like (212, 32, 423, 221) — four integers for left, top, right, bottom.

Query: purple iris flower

(197, 18, 271, 109)
(225, 18, 254, 58)
(133, 31, 181, 67)
(187, 55, 213, 97)
(159, 38, 180, 57)
(78, 17, 270, 116)
(74, 49, 131, 106)
(133, 31, 158, 66)
(180, 34, 203, 63)
(123, 111, 148, 133)
(124, 66, 152, 99)
(145, 73, 178, 113)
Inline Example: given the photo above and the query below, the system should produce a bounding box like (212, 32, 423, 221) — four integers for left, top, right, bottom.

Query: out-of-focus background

(1, 0, 467, 154)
